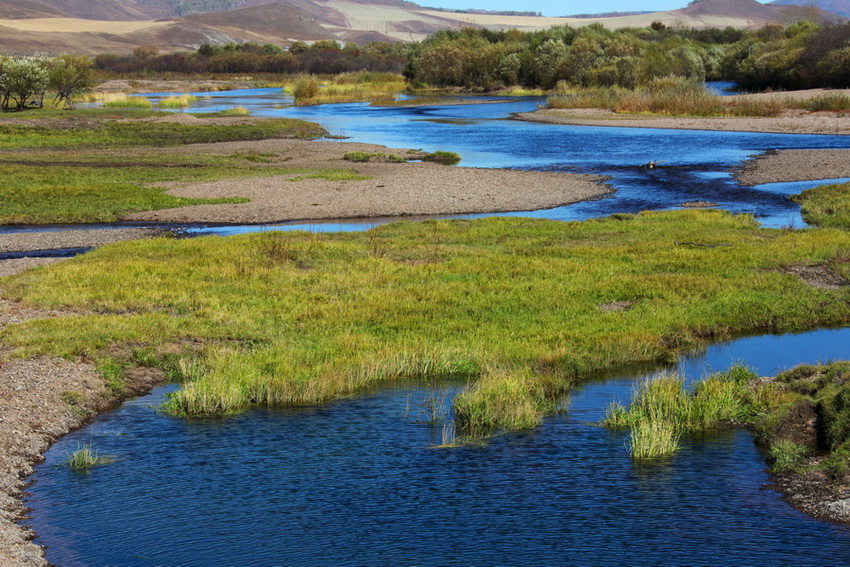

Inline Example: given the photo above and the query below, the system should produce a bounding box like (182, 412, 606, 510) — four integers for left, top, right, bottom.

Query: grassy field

(0, 108, 341, 224)
(3, 210, 849, 438)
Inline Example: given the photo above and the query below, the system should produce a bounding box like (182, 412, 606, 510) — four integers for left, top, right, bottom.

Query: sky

(421, 1, 772, 18)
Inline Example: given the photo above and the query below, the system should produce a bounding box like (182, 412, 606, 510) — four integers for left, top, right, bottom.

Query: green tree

(49, 54, 95, 109)
(2, 57, 49, 111)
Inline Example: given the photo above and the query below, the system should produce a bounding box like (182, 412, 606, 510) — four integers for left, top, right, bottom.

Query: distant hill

(770, 0, 850, 18)
(0, 0, 843, 56)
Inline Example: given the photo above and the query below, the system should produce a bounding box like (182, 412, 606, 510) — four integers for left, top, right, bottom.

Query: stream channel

(20, 90, 850, 565)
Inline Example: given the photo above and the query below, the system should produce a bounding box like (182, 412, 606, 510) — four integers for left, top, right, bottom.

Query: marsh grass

(804, 93, 850, 112)
(548, 78, 783, 117)
(605, 367, 755, 458)
(792, 182, 850, 230)
(158, 94, 199, 109)
(66, 443, 111, 471)
(289, 72, 406, 105)
(101, 94, 153, 108)
(4, 212, 850, 434)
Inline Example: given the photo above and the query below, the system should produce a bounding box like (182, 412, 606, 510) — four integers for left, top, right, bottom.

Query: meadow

(3, 209, 849, 439)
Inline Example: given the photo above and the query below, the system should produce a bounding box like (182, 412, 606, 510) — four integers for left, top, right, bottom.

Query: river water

(21, 91, 850, 565)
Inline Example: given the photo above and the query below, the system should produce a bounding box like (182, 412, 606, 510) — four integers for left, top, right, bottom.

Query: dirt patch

(735, 149, 850, 186)
(518, 104, 850, 136)
(118, 138, 611, 224)
(781, 264, 848, 290)
(770, 464, 850, 524)
(598, 301, 633, 312)
(680, 200, 719, 208)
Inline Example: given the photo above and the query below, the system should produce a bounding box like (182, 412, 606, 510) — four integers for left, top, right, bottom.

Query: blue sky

(422, 1, 771, 17)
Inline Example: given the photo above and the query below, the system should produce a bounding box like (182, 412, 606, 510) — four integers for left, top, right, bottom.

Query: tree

(49, 54, 95, 109)
(2, 57, 49, 111)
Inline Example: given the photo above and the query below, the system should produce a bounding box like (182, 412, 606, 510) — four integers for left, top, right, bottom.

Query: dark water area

(27, 328, 850, 567)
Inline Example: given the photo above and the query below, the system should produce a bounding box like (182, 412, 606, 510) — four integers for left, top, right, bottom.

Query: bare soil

(735, 149, 850, 186)
(120, 138, 612, 224)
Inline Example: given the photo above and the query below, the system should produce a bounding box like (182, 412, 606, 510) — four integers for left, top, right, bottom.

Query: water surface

(27, 328, 850, 566)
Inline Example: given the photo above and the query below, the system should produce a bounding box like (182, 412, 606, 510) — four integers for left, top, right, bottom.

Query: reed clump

(547, 77, 783, 117)
(289, 72, 406, 105)
(804, 92, 850, 112)
(604, 367, 755, 458)
(101, 94, 152, 108)
(158, 94, 199, 109)
(66, 443, 111, 471)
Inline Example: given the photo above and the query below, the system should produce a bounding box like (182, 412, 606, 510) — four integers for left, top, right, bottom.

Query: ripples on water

(28, 329, 850, 566)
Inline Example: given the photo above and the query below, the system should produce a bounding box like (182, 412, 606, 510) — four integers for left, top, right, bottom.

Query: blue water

(138, 89, 850, 231)
(27, 328, 850, 566)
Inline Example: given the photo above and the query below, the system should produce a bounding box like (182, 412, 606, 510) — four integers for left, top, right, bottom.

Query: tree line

(94, 41, 409, 76)
(402, 21, 850, 91)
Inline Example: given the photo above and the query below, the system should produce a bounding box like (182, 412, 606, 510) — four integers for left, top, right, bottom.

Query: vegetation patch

(792, 182, 850, 230)
(66, 442, 111, 471)
(288, 72, 407, 106)
(422, 151, 461, 165)
(3, 211, 850, 443)
(343, 151, 406, 163)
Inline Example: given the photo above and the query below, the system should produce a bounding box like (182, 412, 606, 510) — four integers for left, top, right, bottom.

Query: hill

(770, 0, 850, 18)
(0, 0, 841, 55)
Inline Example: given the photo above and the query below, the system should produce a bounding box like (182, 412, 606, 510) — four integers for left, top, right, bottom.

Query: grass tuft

(66, 443, 111, 471)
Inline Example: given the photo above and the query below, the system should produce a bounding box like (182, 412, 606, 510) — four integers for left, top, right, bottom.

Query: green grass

(792, 182, 850, 230)
(0, 113, 326, 150)
(0, 110, 345, 223)
(158, 94, 199, 109)
(66, 443, 111, 471)
(3, 210, 850, 435)
(422, 151, 461, 165)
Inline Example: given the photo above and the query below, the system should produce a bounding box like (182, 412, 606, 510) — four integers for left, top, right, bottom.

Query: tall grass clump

(804, 93, 850, 112)
(628, 417, 681, 458)
(605, 367, 755, 458)
(66, 442, 110, 471)
(615, 76, 723, 116)
(102, 94, 152, 108)
(217, 106, 250, 117)
(453, 369, 566, 439)
(158, 94, 199, 109)
(547, 83, 628, 109)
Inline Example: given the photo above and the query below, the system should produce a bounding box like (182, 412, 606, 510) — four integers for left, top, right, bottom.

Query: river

(21, 91, 850, 565)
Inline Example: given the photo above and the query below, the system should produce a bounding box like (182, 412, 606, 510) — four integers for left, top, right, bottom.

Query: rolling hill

(0, 0, 843, 55)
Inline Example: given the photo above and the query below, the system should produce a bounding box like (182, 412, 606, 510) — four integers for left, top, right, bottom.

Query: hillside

(771, 0, 850, 18)
(0, 0, 841, 55)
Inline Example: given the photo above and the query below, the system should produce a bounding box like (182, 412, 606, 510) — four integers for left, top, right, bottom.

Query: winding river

(22, 91, 850, 565)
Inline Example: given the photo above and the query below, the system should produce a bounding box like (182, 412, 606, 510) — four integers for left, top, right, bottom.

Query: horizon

(419, 0, 773, 18)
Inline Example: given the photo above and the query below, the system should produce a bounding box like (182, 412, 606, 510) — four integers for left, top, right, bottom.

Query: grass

(0, 114, 325, 151)
(3, 210, 850, 438)
(547, 78, 783, 117)
(66, 443, 111, 471)
(792, 182, 850, 230)
(604, 366, 754, 458)
(803, 93, 850, 112)
(422, 151, 461, 165)
(158, 94, 199, 109)
(287, 72, 407, 106)
(0, 109, 343, 223)
(101, 94, 153, 108)
(343, 151, 406, 163)
(604, 360, 850, 479)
